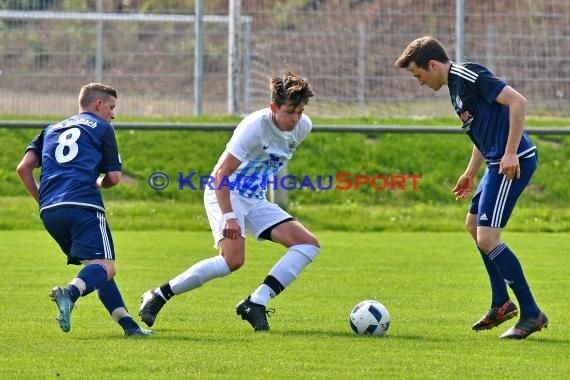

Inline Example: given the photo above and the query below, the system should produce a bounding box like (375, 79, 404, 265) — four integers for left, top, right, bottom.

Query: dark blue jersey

(448, 62, 536, 165)
(27, 112, 122, 213)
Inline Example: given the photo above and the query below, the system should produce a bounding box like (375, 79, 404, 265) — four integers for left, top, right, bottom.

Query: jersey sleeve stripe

(450, 65, 478, 83)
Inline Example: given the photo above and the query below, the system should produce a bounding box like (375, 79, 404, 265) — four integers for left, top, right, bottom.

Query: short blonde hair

(78, 83, 117, 108)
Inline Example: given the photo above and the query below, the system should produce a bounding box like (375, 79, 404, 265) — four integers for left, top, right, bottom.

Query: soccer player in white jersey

(139, 71, 320, 331)
(395, 36, 547, 339)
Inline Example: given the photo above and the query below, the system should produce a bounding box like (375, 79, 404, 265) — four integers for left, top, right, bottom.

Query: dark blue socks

(98, 279, 141, 333)
(478, 246, 509, 307)
(488, 243, 539, 317)
(97, 279, 126, 314)
(67, 264, 140, 333)
(118, 316, 140, 333)
(67, 263, 108, 302)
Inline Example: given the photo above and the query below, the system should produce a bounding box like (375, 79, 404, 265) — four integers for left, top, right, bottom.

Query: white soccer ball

(349, 299, 391, 336)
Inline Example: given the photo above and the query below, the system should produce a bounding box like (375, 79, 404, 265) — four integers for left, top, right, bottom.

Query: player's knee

(226, 259, 244, 272)
(105, 265, 117, 280)
(306, 236, 320, 248)
(466, 223, 477, 241)
(476, 240, 491, 254)
(222, 253, 244, 272)
(466, 215, 477, 240)
(298, 230, 319, 248)
(476, 236, 499, 254)
(95, 260, 116, 280)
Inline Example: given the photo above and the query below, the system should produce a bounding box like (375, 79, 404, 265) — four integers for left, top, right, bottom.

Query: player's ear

(428, 60, 438, 71)
(270, 102, 277, 113)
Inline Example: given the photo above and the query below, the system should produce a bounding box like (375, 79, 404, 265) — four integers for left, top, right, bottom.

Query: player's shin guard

(77, 263, 108, 297)
(270, 244, 320, 287)
(478, 246, 509, 307)
(97, 279, 127, 315)
(250, 244, 320, 305)
(170, 255, 231, 295)
(489, 243, 539, 317)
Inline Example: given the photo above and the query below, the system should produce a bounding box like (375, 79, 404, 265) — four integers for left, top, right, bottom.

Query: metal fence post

(228, 0, 240, 115)
(269, 165, 289, 210)
(358, 22, 366, 112)
(455, 0, 464, 62)
(194, 0, 203, 115)
(95, 0, 103, 82)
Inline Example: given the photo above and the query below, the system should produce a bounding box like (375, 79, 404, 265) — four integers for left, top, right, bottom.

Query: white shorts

(204, 189, 293, 248)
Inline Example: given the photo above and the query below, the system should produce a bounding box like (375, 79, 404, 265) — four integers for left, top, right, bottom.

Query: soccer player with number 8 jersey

(17, 83, 151, 337)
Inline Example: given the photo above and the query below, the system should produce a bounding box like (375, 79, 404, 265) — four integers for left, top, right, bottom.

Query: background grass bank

(1, 115, 569, 232)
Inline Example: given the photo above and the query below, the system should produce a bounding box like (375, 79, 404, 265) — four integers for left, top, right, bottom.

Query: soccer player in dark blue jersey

(17, 83, 152, 337)
(395, 36, 547, 339)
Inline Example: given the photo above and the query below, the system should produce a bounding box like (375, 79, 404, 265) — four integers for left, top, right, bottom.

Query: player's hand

(452, 175, 475, 201)
(222, 219, 241, 240)
(499, 153, 520, 181)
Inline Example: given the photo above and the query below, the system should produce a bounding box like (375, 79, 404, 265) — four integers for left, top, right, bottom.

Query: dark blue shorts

(469, 153, 538, 228)
(40, 207, 116, 265)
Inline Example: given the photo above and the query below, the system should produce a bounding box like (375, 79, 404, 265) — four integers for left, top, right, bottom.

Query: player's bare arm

(495, 85, 528, 180)
(214, 151, 242, 240)
(16, 150, 40, 203)
(453, 146, 484, 200)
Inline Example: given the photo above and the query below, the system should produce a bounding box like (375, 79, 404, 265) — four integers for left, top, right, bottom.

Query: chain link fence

(0, 0, 568, 118)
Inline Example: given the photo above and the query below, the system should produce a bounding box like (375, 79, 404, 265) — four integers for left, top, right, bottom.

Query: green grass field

(1, 230, 569, 379)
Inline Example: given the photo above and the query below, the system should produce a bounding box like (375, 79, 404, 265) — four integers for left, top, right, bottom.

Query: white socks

(154, 244, 320, 307)
(166, 255, 231, 295)
(250, 244, 320, 305)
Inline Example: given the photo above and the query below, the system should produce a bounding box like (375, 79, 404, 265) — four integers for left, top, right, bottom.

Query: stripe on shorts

(491, 176, 512, 228)
(97, 212, 112, 259)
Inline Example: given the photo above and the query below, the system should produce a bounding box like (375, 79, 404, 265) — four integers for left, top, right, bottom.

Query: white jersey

(210, 107, 312, 199)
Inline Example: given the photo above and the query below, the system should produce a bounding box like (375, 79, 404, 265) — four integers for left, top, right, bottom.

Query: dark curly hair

(270, 71, 314, 107)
